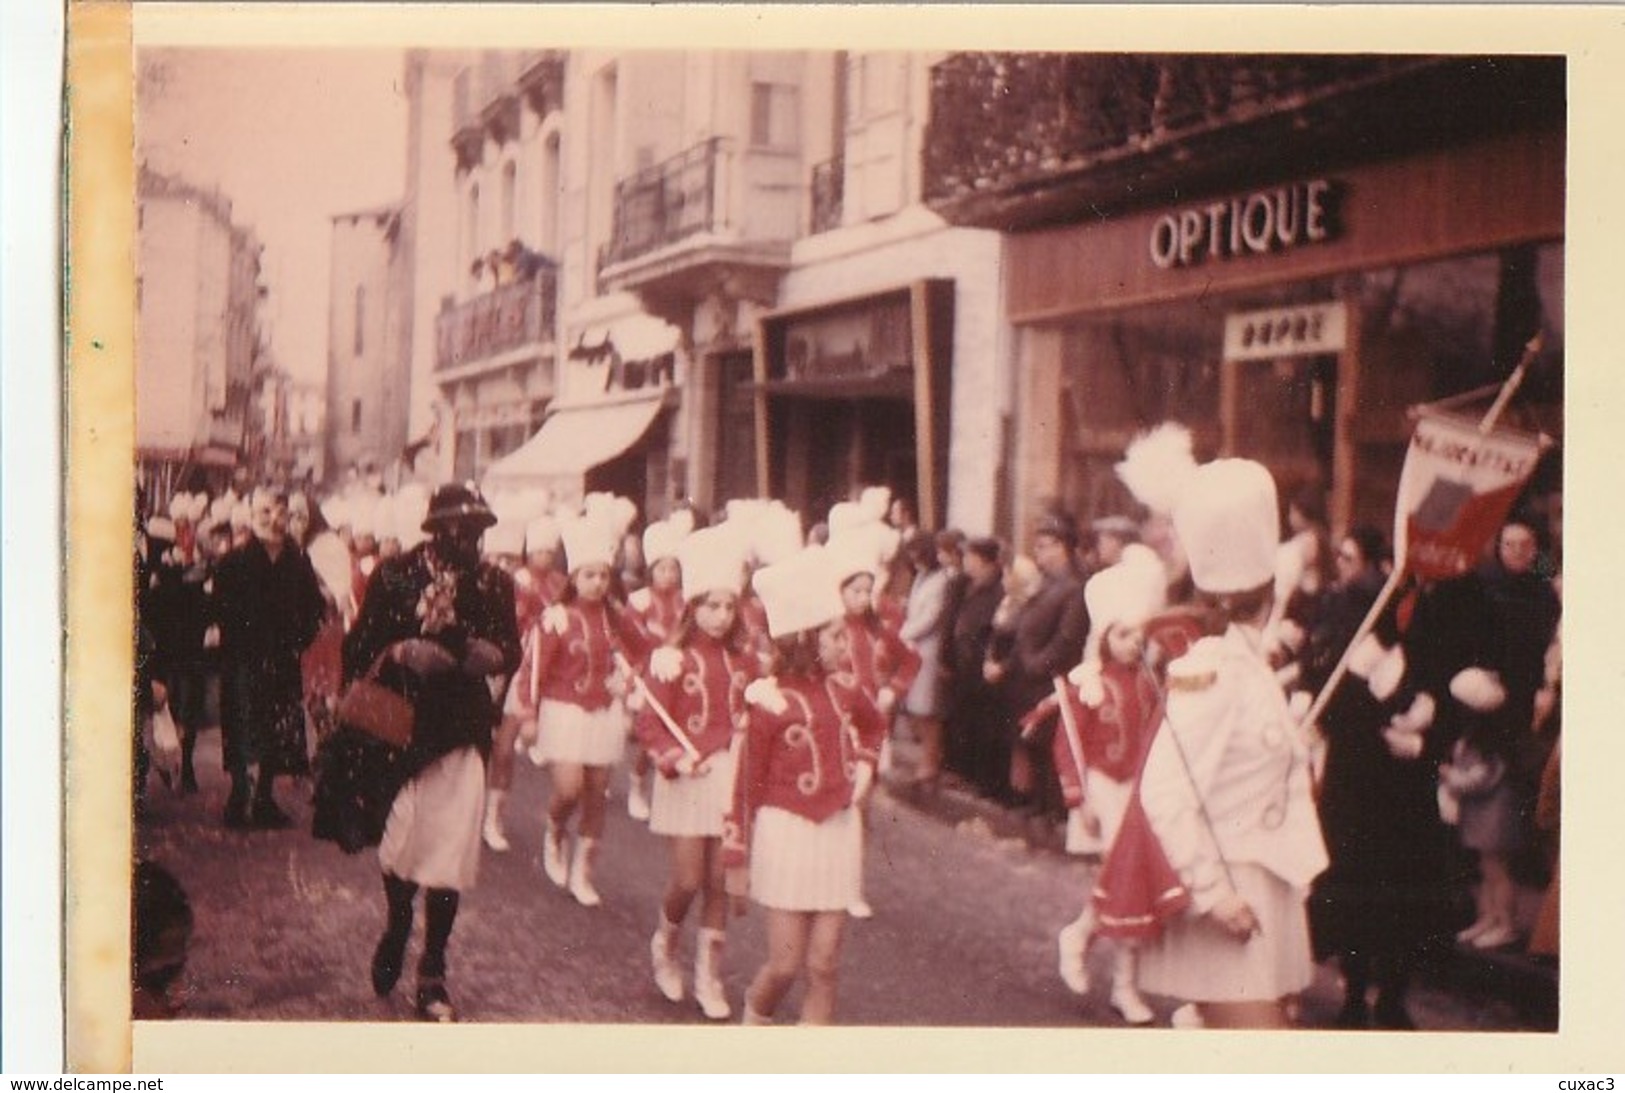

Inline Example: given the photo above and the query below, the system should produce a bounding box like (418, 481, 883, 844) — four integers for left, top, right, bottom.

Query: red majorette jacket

(722, 671, 886, 868)
(633, 635, 758, 773)
(841, 611, 922, 704)
(514, 597, 649, 713)
(1049, 658, 1163, 800)
(626, 583, 686, 648)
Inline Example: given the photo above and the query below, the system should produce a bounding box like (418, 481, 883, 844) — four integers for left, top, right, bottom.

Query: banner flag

(1393, 406, 1547, 580)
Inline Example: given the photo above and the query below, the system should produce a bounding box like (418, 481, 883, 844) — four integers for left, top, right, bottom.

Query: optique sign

(1150, 179, 1341, 270)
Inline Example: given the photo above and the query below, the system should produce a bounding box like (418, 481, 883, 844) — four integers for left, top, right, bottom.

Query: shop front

(751, 280, 954, 530)
(1006, 123, 1564, 546)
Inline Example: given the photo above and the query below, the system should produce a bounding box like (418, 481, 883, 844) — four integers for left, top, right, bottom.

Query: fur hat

(752, 545, 844, 639)
(1172, 459, 1280, 595)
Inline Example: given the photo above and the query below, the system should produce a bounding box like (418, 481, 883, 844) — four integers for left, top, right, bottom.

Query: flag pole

(1297, 332, 1545, 735)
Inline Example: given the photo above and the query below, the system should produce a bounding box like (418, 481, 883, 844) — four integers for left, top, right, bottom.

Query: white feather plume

(1115, 423, 1199, 516)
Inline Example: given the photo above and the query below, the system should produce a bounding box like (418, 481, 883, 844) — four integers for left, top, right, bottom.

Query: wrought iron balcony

(436, 267, 558, 373)
(810, 156, 844, 235)
(601, 137, 729, 269)
(923, 53, 1565, 229)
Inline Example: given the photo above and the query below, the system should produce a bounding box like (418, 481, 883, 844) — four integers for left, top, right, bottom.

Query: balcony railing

(601, 137, 729, 269)
(436, 269, 557, 372)
(921, 53, 1539, 222)
(810, 156, 844, 235)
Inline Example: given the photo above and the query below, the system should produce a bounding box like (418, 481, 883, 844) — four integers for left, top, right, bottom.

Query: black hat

(422, 482, 498, 532)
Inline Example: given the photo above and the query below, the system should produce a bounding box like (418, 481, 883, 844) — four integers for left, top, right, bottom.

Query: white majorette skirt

(649, 739, 740, 839)
(529, 698, 627, 767)
(378, 746, 485, 892)
(749, 805, 862, 913)
(1138, 861, 1314, 1004)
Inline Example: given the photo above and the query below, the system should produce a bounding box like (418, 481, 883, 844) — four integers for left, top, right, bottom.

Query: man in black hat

(340, 481, 522, 1022)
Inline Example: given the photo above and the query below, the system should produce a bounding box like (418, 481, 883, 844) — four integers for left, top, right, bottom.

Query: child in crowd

(725, 544, 887, 1025)
(625, 513, 695, 821)
(516, 509, 648, 908)
(636, 525, 758, 1020)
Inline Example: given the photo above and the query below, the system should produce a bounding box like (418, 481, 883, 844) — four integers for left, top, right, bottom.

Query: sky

(136, 48, 410, 388)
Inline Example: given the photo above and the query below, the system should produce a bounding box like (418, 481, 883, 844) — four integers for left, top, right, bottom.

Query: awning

(482, 394, 665, 487)
(568, 312, 681, 364)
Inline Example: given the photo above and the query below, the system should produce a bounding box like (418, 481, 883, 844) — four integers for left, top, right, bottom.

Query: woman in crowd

(637, 526, 758, 1021)
(897, 531, 953, 792)
(1305, 526, 1463, 1028)
(515, 509, 649, 908)
(1137, 459, 1329, 1030)
(724, 544, 887, 1025)
(942, 537, 1006, 797)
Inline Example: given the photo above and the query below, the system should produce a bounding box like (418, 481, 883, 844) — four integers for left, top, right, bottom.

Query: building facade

(325, 203, 415, 486)
(136, 166, 264, 503)
(922, 54, 1565, 547)
(469, 49, 1008, 532)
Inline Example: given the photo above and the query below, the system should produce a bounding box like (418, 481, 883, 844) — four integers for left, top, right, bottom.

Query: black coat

(1309, 571, 1479, 960)
(1001, 568, 1090, 718)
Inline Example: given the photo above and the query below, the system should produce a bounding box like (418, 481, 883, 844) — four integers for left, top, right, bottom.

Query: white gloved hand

(1068, 660, 1105, 708)
(852, 761, 875, 805)
(1383, 724, 1425, 760)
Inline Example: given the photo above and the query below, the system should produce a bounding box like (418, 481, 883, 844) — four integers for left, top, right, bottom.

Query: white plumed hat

(391, 483, 431, 551)
(859, 485, 892, 522)
(1083, 554, 1168, 662)
(750, 502, 804, 568)
(484, 517, 527, 558)
(679, 524, 749, 601)
(642, 516, 690, 567)
(753, 545, 844, 639)
(1172, 458, 1280, 595)
(525, 514, 561, 554)
(827, 501, 869, 538)
(560, 514, 618, 573)
(1116, 423, 1200, 517)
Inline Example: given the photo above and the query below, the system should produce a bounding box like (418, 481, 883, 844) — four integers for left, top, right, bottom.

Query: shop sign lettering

(1150, 179, 1341, 270)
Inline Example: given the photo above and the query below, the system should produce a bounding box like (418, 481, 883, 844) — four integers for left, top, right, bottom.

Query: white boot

(694, 927, 731, 1021)
(541, 820, 569, 888)
(627, 775, 652, 822)
(482, 789, 510, 852)
(649, 916, 684, 1003)
(1110, 948, 1154, 1026)
(569, 836, 602, 907)
(1057, 914, 1091, 995)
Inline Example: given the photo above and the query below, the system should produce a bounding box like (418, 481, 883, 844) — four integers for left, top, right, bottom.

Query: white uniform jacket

(1139, 627, 1329, 914)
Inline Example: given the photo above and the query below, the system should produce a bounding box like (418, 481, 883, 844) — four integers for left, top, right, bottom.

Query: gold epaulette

(1167, 669, 1217, 693)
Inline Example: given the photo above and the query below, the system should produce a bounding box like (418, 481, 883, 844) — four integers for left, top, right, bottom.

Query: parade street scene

(130, 45, 1564, 1035)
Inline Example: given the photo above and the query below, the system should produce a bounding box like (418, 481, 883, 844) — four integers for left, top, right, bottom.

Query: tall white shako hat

(643, 509, 696, 568)
(1082, 546, 1168, 662)
(525, 513, 561, 556)
(752, 545, 845, 639)
(750, 502, 804, 568)
(560, 512, 619, 573)
(391, 483, 432, 551)
(679, 524, 750, 602)
(859, 485, 892, 523)
(583, 492, 638, 543)
(1172, 458, 1280, 595)
(483, 516, 527, 558)
(348, 492, 380, 541)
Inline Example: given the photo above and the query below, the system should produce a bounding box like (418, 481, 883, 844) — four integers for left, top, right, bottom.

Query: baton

(614, 651, 704, 766)
(1052, 676, 1091, 796)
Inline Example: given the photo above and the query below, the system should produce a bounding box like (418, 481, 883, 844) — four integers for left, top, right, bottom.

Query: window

(500, 161, 517, 240)
(351, 399, 362, 434)
(750, 82, 800, 149)
(353, 286, 365, 356)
